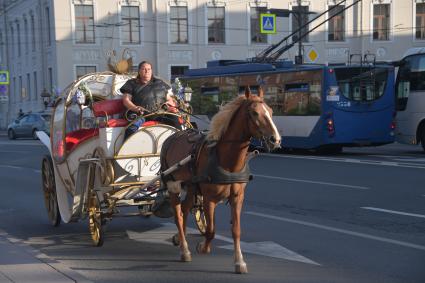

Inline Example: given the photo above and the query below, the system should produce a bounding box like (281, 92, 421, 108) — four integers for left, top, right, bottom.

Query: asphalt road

(0, 137, 424, 283)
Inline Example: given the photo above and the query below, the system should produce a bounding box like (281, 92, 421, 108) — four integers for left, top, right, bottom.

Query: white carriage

(38, 71, 205, 246)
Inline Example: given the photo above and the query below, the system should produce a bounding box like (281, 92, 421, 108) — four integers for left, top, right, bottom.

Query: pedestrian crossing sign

(260, 13, 276, 34)
(0, 71, 9, 85)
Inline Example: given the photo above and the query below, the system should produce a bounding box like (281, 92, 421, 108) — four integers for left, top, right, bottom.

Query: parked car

(7, 113, 51, 140)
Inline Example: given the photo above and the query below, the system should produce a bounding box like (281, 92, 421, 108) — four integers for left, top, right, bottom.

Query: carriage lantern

(41, 88, 51, 109)
(183, 86, 193, 102)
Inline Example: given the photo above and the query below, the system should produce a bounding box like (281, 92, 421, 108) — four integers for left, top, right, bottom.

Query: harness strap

(193, 146, 252, 184)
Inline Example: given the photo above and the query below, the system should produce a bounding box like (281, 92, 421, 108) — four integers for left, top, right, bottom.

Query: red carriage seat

(65, 128, 99, 153)
(93, 99, 128, 127)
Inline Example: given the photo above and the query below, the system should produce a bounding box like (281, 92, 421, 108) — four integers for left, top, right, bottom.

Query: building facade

(0, 0, 422, 128)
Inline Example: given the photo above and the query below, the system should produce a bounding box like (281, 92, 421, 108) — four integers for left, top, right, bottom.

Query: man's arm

(165, 88, 178, 113)
(122, 93, 145, 113)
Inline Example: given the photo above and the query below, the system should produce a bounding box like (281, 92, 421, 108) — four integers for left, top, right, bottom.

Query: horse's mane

(206, 96, 247, 141)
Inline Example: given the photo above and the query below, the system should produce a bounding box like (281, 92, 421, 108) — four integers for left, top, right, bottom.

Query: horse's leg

(230, 184, 248, 274)
(181, 186, 194, 235)
(197, 196, 215, 254)
(170, 192, 191, 262)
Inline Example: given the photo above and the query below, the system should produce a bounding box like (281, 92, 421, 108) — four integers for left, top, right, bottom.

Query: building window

(250, 7, 267, 44)
(17, 22, 21, 56)
(31, 14, 36, 51)
(33, 72, 38, 101)
(45, 7, 52, 46)
(24, 18, 29, 53)
(76, 66, 96, 80)
(75, 5, 95, 44)
(171, 65, 189, 80)
(416, 3, 425, 40)
(292, 5, 309, 42)
(170, 5, 188, 44)
(26, 73, 31, 100)
(122, 6, 140, 44)
(208, 6, 225, 44)
(373, 4, 390, 41)
(328, 5, 345, 41)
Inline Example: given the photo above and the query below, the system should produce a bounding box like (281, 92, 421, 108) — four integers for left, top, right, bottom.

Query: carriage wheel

(192, 195, 206, 235)
(41, 155, 61, 227)
(88, 191, 104, 247)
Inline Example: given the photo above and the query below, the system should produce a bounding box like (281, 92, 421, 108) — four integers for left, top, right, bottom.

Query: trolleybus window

(335, 67, 388, 101)
(187, 70, 322, 117)
(396, 54, 425, 111)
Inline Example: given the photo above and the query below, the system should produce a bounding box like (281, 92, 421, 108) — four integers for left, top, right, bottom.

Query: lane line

(254, 174, 370, 190)
(246, 211, 425, 252)
(261, 153, 425, 170)
(0, 150, 31, 153)
(361, 207, 425, 219)
(0, 141, 43, 146)
(0, 164, 40, 174)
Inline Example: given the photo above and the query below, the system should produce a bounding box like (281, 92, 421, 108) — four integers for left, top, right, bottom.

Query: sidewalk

(0, 231, 92, 283)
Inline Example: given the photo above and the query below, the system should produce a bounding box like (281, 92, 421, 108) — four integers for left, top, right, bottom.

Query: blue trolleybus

(180, 60, 395, 152)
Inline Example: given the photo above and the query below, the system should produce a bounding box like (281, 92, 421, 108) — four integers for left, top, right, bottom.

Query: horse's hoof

(196, 242, 210, 254)
(196, 242, 203, 253)
(180, 252, 192, 262)
(172, 234, 180, 246)
(235, 263, 248, 274)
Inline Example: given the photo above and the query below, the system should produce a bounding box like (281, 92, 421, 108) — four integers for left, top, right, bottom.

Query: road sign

(0, 71, 9, 85)
(0, 85, 7, 93)
(260, 13, 276, 34)
(307, 47, 319, 62)
(0, 95, 8, 104)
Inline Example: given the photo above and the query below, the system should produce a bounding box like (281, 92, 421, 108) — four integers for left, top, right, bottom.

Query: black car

(7, 113, 51, 140)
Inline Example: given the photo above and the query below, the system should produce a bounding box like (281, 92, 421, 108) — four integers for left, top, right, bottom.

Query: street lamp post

(182, 86, 193, 115)
(41, 88, 51, 110)
(183, 86, 193, 103)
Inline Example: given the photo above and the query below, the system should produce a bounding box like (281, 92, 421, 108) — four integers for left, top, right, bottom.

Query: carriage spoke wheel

(192, 195, 206, 235)
(41, 156, 61, 227)
(88, 192, 104, 247)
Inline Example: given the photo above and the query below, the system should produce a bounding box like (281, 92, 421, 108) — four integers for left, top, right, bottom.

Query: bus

(180, 60, 396, 152)
(395, 48, 425, 152)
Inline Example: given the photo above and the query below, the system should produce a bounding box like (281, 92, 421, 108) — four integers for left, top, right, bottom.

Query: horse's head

(244, 87, 281, 152)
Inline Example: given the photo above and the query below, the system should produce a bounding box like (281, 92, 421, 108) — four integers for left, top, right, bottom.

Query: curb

(0, 230, 93, 283)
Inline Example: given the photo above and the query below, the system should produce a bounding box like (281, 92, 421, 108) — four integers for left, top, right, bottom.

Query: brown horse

(160, 87, 281, 273)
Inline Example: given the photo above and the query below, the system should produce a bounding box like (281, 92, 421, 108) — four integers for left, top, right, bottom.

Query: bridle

(246, 99, 279, 152)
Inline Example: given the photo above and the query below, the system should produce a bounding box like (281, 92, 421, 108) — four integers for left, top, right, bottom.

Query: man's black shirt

(120, 77, 171, 112)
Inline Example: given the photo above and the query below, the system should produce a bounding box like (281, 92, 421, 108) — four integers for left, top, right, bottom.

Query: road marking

(254, 174, 370, 190)
(261, 153, 425, 169)
(0, 141, 44, 146)
(361, 207, 425, 219)
(246, 211, 425, 252)
(127, 223, 319, 265)
(0, 164, 40, 173)
(0, 150, 31, 153)
(394, 158, 425, 162)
